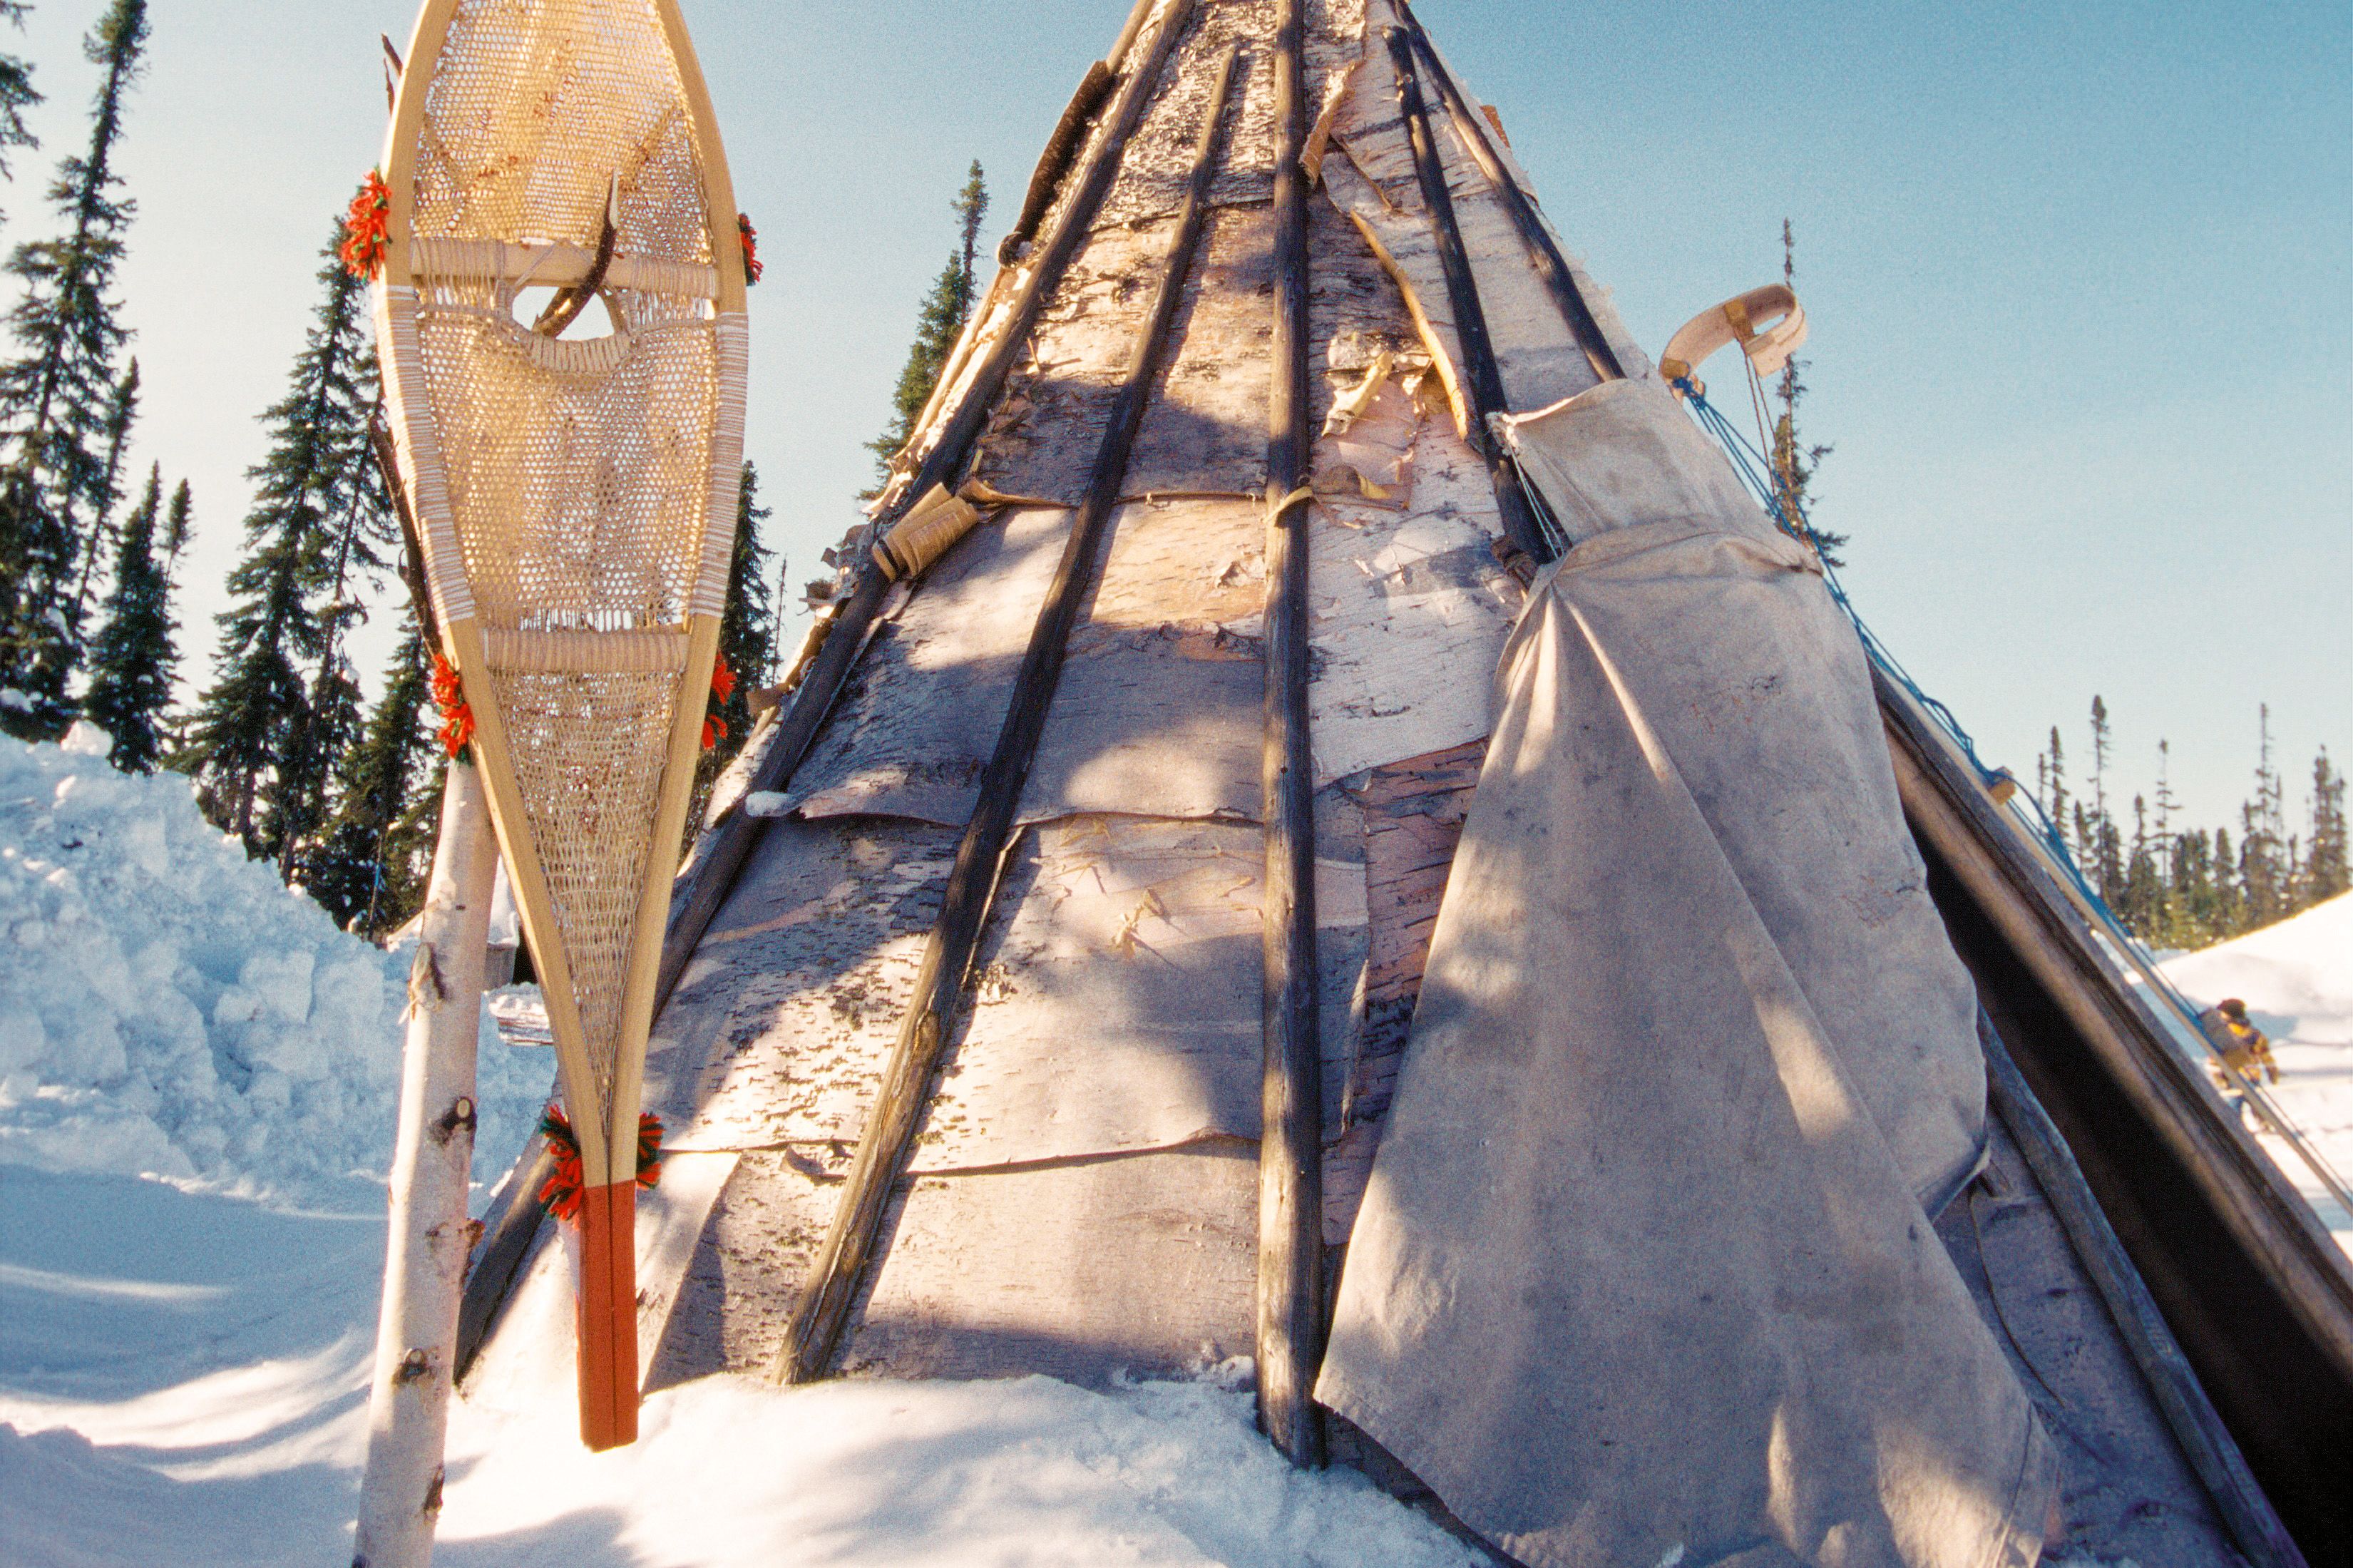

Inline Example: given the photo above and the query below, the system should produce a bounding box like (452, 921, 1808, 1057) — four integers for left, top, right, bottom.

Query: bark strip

(776, 36, 1242, 1387)
(1257, 0, 1327, 1470)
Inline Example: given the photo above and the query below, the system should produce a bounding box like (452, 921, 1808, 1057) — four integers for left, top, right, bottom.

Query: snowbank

(2160, 893, 2352, 1253)
(0, 725, 546, 1201)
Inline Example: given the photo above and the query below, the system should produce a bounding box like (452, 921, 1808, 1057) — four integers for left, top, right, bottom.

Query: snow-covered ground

(2158, 893, 2353, 1258)
(0, 730, 1484, 1566)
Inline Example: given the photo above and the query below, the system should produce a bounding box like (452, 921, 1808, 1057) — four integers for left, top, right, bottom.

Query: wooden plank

(1306, 434, 1519, 786)
(1020, 497, 1268, 824)
(781, 506, 1073, 824)
(845, 1144, 1260, 1388)
(1259, 0, 1327, 1467)
(1122, 207, 1281, 496)
(645, 1148, 843, 1387)
(777, 43, 1246, 1387)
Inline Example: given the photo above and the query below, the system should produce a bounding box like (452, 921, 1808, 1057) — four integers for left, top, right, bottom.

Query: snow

(0, 725, 548, 1203)
(0, 727, 1490, 1566)
(0, 1167, 1485, 1567)
(2159, 893, 2353, 1255)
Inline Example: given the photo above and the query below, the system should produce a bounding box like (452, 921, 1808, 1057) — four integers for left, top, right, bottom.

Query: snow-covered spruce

(0, 724, 545, 1201)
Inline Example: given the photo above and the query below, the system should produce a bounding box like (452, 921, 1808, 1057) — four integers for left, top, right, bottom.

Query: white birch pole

(353, 761, 499, 1568)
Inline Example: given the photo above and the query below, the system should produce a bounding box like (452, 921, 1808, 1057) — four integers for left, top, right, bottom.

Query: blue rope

(1667, 375, 2224, 1035)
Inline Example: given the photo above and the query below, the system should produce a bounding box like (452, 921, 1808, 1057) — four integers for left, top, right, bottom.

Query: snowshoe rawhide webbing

(374, 0, 748, 1452)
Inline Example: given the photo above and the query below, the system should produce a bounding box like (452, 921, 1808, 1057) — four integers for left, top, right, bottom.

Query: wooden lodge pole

(1382, 26, 1552, 567)
(1257, 0, 1327, 1470)
(354, 762, 498, 1568)
(1393, 2, 1624, 384)
(776, 35, 1241, 1387)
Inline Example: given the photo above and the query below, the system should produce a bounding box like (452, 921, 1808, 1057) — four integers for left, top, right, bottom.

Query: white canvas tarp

(1316, 379, 2056, 1567)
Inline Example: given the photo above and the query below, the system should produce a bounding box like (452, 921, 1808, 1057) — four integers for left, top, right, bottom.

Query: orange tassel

(699, 654, 735, 752)
(429, 653, 474, 762)
(538, 1105, 665, 1221)
(339, 170, 391, 281)
(737, 213, 762, 286)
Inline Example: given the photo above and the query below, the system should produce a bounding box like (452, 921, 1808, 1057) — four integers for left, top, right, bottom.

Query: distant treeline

(2036, 696, 2347, 950)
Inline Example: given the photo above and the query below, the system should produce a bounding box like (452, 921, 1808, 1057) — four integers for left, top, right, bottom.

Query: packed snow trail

(2160, 892, 2353, 1257)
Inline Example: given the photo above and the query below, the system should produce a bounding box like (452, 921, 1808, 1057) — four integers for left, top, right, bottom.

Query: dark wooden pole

(1256, 0, 1326, 1471)
(775, 37, 1241, 1386)
(1395, 6, 1622, 384)
(1380, 26, 1552, 566)
(1978, 1013, 2302, 1567)
(453, 0, 1201, 1368)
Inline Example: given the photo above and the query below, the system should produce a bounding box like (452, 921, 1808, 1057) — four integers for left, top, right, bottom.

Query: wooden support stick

(1394, 4, 1623, 384)
(1381, 26, 1552, 566)
(1977, 1011, 2303, 1567)
(776, 35, 1241, 1388)
(353, 762, 498, 1568)
(447, 0, 1204, 1372)
(1257, 0, 1326, 1471)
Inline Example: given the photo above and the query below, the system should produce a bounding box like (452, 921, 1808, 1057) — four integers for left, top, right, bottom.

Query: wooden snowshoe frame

(374, 1, 744, 1213)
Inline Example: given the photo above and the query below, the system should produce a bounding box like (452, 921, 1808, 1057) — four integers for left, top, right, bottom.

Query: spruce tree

(278, 373, 394, 885)
(2118, 794, 2164, 942)
(864, 162, 988, 488)
(690, 462, 778, 824)
(2306, 747, 2347, 903)
(0, 0, 147, 737)
(954, 159, 988, 297)
(2086, 695, 2124, 901)
(2212, 827, 2244, 938)
(305, 620, 434, 934)
(0, 2, 41, 225)
(1768, 219, 1848, 566)
(81, 461, 178, 772)
(2238, 704, 2287, 928)
(2040, 727, 2069, 843)
(66, 355, 135, 641)
(181, 225, 378, 859)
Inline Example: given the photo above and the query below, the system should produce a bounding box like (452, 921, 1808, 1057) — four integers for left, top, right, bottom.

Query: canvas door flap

(1542, 522, 1991, 1209)
(1496, 376, 1773, 546)
(1317, 578, 2055, 1568)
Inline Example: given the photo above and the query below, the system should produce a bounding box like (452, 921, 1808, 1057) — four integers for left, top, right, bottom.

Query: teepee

(454, 2, 2353, 1562)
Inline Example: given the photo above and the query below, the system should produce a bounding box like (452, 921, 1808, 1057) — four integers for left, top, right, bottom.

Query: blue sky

(6, 0, 2347, 834)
